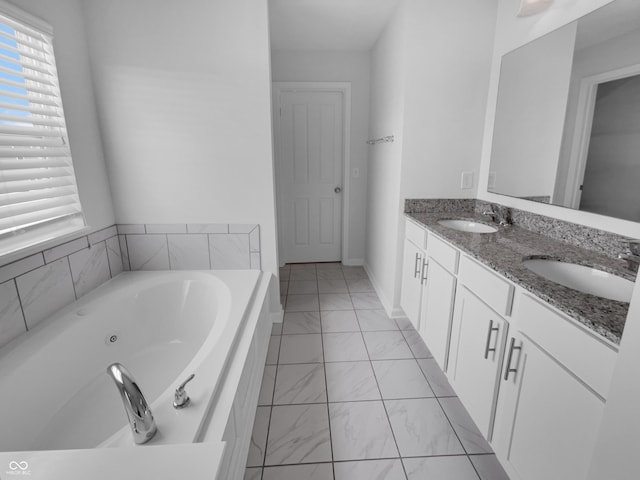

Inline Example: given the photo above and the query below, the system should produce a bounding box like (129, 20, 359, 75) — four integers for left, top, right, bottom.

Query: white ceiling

(269, 0, 401, 51)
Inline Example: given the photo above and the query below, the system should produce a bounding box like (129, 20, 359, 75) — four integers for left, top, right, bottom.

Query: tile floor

(245, 263, 510, 480)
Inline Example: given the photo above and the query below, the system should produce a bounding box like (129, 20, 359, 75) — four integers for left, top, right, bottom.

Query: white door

(276, 90, 344, 263)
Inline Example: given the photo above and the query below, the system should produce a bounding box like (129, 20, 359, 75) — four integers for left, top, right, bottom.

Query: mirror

(488, 0, 640, 222)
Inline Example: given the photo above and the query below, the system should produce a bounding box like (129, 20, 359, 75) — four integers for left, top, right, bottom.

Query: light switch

(461, 171, 474, 189)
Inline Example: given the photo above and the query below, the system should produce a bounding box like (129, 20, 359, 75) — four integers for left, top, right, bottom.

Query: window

(0, 7, 84, 257)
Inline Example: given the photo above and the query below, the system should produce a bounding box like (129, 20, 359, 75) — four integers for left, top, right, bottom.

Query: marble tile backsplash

(117, 223, 261, 272)
(0, 223, 262, 349)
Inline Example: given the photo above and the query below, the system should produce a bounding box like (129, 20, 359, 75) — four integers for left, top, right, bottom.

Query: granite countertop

(406, 211, 635, 345)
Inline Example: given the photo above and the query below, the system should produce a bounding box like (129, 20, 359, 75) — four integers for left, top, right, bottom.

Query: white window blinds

(0, 10, 84, 256)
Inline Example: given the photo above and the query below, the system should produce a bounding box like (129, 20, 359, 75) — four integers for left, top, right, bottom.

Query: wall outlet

(461, 171, 474, 189)
(488, 171, 497, 189)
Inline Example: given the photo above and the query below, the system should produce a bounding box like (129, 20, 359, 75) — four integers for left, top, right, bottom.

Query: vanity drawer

(405, 219, 427, 248)
(427, 233, 459, 273)
(514, 293, 617, 398)
(459, 255, 513, 316)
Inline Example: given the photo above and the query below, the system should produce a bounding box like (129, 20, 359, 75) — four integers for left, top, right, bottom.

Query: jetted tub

(0, 270, 273, 479)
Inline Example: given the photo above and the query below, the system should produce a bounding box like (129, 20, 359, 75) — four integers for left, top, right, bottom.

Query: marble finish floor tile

(439, 397, 492, 454)
(325, 361, 381, 402)
(286, 294, 320, 312)
(265, 404, 332, 466)
(320, 293, 353, 311)
(469, 455, 510, 480)
(266, 336, 281, 365)
(394, 318, 414, 330)
(323, 332, 369, 362)
(329, 401, 399, 461)
(283, 312, 322, 334)
(341, 266, 368, 279)
(316, 269, 345, 280)
(258, 365, 276, 406)
(315, 262, 342, 271)
(291, 263, 317, 272)
(273, 363, 327, 405)
(403, 456, 479, 480)
(416, 358, 456, 397)
(356, 309, 399, 331)
(288, 280, 319, 295)
(321, 310, 360, 333)
(346, 278, 375, 293)
(351, 292, 383, 310)
(317, 278, 348, 293)
(372, 359, 434, 399)
(401, 329, 432, 358)
(247, 406, 270, 467)
(386, 398, 464, 457)
(363, 331, 414, 360)
(334, 459, 406, 480)
(279, 334, 324, 364)
(244, 467, 262, 480)
(263, 463, 334, 480)
(290, 270, 317, 281)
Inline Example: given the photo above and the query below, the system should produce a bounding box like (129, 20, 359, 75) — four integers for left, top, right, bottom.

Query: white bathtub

(0, 270, 273, 479)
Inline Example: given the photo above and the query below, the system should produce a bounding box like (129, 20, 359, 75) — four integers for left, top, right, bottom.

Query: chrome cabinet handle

(414, 252, 422, 278)
(420, 258, 428, 284)
(503, 338, 522, 381)
(483, 319, 500, 359)
(334, 186, 342, 193)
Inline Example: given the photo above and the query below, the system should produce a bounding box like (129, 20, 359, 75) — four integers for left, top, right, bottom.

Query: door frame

(564, 62, 640, 208)
(272, 82, 352, 266)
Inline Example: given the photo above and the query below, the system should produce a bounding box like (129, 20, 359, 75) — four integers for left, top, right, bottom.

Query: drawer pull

(504, 337, 522, 381)
(420, 258, 428, 284)
(483, 319, 500, 359)
(414, 252, 422, 278)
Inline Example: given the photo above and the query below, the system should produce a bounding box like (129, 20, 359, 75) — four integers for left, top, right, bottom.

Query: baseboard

(269, 310, 284, 324)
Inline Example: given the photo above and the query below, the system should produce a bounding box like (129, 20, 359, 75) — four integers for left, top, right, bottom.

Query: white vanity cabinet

(491, 293, 618, 480)
(447, 255, 513, 439)
(400, 219, 428, 329)
(419, 233, 459, 370)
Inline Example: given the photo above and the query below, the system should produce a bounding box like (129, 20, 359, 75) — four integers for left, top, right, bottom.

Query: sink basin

(437, 219, 498, 234)
(522, 259, 634, 302)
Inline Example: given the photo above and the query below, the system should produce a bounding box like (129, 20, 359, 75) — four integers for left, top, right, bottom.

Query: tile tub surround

(0, 226, 123, 348)
(246, 262, 509, 480)
(406, 209, 633, 344)
(117, 223, 261, 271)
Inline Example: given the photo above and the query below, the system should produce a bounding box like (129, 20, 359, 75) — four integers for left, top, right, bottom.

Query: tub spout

(106, 363, 158, 444)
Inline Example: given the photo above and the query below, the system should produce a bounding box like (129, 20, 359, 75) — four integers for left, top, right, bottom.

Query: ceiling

(269, 0, 401, 51)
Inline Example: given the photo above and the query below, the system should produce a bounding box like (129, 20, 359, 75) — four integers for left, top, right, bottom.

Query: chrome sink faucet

(619, 239, 640, 273)
(482, 205, 512, 226)
(107, 363, 158, 444)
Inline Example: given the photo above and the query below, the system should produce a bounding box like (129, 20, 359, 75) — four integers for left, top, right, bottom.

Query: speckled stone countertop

(406, 211, 635, 345)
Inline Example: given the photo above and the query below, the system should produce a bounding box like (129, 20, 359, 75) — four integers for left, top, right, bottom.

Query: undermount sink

(522, 259, 634, 302)
(437, 219, 498, 234)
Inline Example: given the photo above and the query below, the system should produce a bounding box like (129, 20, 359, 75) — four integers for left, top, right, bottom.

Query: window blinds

(0, 11, 84, 256)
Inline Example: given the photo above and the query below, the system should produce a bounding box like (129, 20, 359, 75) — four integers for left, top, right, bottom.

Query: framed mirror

(488, 0, 640, 222)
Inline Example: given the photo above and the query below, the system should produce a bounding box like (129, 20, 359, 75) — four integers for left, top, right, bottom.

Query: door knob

(334, 187, 342, 193)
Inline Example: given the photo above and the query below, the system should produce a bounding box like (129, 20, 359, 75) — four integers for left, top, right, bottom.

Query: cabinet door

(420, 259, 456, 370)
(492, 332, 605, 480)
(400, 238, 425, 329)
(447, 287, 506, 438)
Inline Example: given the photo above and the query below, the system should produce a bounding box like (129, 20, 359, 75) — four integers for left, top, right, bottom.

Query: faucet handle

(625, 238, 640, 255)
(173, 373, 195, 409)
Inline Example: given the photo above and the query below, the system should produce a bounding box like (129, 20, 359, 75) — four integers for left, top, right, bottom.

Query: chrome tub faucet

(107, 363, 158, 444)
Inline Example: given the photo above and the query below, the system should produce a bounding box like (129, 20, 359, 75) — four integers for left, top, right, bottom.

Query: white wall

(365, 3, 407, 313)
(490, 23, 576, 198)
(81, 0, 279, 281)
(270, 51, 370, 264)
(478, 0, 640, 237)
(6, 0, 114, 231)
(365, 0, 497, 315)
